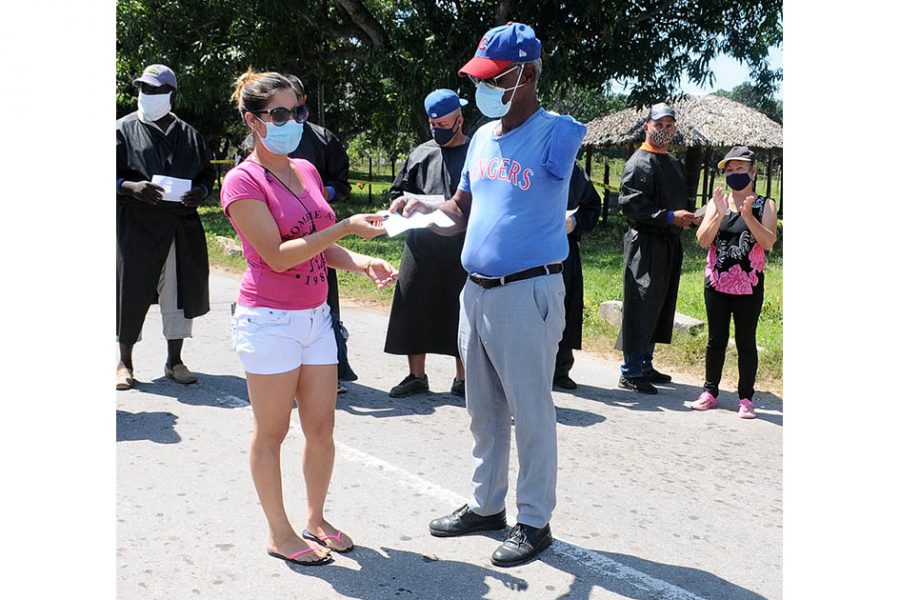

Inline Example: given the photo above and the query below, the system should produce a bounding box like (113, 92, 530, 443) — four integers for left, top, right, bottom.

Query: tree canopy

(117, 0, 782, 158)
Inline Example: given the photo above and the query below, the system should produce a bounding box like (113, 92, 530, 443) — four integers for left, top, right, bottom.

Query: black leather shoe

(553, 375, 577, 390)
(618, 376, 658, 394)
(491, 522, 553, 567)
(642, 368, 672, 383)
(429, 504, 507, 537)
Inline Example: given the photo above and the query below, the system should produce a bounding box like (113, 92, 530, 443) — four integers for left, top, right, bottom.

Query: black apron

(384, 140, 469, 356)
(116, 112, 214, 344)
(559, 162, 603, 351)
(615, 148, 688, 353)
(287, 123, 355, 379)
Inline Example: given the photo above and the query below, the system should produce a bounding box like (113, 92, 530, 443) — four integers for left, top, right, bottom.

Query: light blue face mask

(474, 66, 525, 118)
(256, 117, 303, 155)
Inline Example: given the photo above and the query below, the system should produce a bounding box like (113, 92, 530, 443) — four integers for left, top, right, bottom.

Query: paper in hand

(376, 209, 454, 237)
(693, 205, 707, 218)
(402, 192, 446, 208)
(152, 175, 193, 202)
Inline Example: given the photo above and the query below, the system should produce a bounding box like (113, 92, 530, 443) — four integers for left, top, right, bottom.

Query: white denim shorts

(231, 302, 337, 375)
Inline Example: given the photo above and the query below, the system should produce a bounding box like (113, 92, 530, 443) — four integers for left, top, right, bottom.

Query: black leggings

(703, 285, 764, 400)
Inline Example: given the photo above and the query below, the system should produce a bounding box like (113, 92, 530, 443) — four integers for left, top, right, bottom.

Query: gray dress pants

(458, 273, 565, 528)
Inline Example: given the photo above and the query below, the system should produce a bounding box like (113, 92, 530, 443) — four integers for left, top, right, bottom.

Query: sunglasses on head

(255, 104, 309, 126)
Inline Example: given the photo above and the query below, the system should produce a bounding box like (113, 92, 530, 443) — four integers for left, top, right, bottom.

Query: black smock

(384, 139, 469, 357)
(616, 147, 689, 354)
(558, 164, 603, 344)
(287, 123, 356, 380)
(116, 112, 214, 345)
(237, 123, 356, 378)
(554, 163, 603, 378)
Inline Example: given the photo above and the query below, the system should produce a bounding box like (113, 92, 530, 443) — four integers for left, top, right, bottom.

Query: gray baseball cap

(133, 64, 178, 89)
(647, 102, 676, 121)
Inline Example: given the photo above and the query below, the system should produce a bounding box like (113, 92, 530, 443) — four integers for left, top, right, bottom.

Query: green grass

(201, 180, 783, 395)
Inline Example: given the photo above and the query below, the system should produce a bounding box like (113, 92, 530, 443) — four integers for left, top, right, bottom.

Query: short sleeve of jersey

(458, 131, 478, 193)
(221, 165, 267, 217)
(541, 115, 587, 180)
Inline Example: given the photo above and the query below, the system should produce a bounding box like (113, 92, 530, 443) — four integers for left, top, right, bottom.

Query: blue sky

(610, 46, 783, 99)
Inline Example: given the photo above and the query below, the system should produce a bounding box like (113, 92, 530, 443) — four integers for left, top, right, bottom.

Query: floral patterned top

(705, 195, 768, 295)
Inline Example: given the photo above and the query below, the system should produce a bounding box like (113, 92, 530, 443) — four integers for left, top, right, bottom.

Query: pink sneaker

(738, 398, 757, 419)
(689, 391, 719, 411)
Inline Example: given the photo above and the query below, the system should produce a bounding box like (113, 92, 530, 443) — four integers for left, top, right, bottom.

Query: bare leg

(246, 368, 329, 561)
(455, 356, 465, 381)
(407, 354, 426, 378)
(297, 364, 353, 551)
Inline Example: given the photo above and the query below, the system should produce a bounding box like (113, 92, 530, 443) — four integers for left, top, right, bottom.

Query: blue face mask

(256, 117, 303, 155)
(726, 172, 753, 191)
(474, 66, 524, 118)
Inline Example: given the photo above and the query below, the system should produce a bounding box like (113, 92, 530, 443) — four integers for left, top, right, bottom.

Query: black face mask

(431, 117, 459, 146)
(726, 172, 753, 191)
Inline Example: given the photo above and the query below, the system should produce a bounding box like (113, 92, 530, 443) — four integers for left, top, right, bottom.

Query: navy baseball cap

(647, 102, 676, 121)
(458, 22, 542, 79)
(424, 89, 468, 119)
(133, 64, 178, 89)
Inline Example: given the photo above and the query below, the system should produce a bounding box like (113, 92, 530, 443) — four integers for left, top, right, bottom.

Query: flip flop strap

(319, 531, 343, 543)
(287, 548, 318, 560)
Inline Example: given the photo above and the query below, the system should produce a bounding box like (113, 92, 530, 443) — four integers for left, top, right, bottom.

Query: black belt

(468, 263, 563, 289)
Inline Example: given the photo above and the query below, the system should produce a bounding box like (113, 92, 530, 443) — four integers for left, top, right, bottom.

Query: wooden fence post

(602, 162, 610, 223)
(701, 148, 710, 205)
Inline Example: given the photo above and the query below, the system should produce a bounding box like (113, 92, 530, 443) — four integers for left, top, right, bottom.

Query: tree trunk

(683, 145, 703, 211)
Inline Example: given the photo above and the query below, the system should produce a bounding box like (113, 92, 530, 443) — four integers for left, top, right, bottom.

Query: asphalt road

(117, 271, 783, 600)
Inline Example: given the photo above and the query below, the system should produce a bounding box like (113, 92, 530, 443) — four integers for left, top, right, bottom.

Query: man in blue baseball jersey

(390, 22, 586, 567)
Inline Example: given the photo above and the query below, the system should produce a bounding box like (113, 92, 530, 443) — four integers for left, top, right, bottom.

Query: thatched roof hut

(583, 94, 782, 149)
(582, 94, 783, 211)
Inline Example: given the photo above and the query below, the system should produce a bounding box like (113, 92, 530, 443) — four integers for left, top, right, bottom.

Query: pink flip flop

(267, 546, 332, 566)
(302, 528, 354, 553)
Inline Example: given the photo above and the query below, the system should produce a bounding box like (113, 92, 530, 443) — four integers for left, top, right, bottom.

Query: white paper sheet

(151, 175, 193, 202)
(376, 209, 454, 237)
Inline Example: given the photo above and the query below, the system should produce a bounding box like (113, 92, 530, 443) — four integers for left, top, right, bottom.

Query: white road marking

(336, 442, 709, 600)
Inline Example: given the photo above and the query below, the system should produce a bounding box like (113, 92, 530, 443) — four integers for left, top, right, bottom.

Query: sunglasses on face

(254, 104, 309, 126)
(467, 64, 523, 90)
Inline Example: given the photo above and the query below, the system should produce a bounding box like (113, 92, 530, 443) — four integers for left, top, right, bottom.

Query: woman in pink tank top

(221, 69, 397, 566)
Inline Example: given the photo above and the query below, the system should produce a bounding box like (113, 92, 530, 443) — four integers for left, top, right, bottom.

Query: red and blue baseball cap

(132, 64, 178, 89)
(458, 22, 542, 79)
(424, 89, 469, 118)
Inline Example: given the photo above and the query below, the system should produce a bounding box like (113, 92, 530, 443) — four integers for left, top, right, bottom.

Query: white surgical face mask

(474, 66, 524, 118)
(138, 91, 172, 122)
